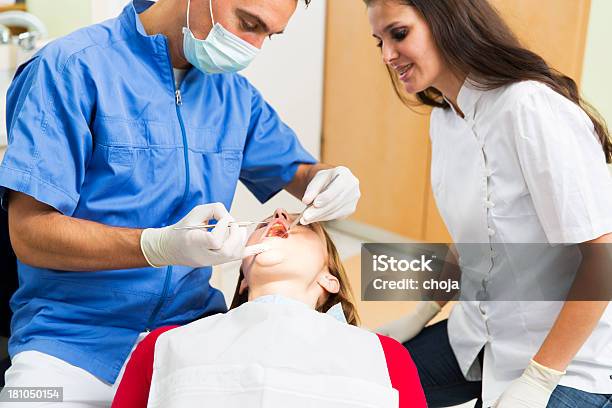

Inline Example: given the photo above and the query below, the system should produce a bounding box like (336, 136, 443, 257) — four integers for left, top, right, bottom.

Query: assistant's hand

(494, 359, 564, 407)
(140, 203, 247, 268)
(300, 166, 360, 225)
(375, 301, 441, 343)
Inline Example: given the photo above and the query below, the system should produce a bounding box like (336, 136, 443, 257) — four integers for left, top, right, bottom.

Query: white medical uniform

(148, 296, 398, 408)
(0, 333, 148, 408)
(430, 79, 612, 407)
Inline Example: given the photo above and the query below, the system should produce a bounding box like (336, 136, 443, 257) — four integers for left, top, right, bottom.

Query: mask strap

(186, 0, 215, 32)
(209, 0, 215, 26)
(186, 0, 191, 29)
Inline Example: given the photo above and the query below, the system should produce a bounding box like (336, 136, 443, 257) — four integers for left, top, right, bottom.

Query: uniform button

(485, 200, 495, 208)
(487, 228, 496, 236)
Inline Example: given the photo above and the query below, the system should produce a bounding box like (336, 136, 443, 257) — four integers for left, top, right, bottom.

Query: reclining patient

(112, 209, 426, 408)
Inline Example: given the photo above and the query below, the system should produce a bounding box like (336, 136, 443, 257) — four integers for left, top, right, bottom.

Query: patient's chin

(254, 248, 285, 267)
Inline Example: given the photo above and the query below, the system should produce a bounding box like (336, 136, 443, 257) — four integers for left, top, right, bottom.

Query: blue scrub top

(0, 0, 316, 383)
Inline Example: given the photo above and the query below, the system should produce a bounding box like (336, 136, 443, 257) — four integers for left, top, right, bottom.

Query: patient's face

(241, 209, 328, 285)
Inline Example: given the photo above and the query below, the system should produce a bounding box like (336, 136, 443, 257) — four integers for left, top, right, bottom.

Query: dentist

(0, 0, 360, 405)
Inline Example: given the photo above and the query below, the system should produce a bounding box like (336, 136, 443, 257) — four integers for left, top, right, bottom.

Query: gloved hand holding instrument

(141, 203, 265, 268)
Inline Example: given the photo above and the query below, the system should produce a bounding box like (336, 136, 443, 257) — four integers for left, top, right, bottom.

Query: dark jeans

(548, 386, 612, 408)
(404, 320, 483, 407)
(403, 320, 612, 408)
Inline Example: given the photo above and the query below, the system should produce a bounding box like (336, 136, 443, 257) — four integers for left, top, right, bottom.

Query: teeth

(399, 64, 413, 76)
(265, 221, 288, 238)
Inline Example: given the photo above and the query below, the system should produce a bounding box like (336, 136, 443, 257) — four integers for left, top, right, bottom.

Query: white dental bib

(147, 297, 398, 407)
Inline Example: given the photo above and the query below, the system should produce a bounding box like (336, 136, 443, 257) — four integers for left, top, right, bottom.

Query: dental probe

(173, 221, 268, 231)
(288, 206, 309, 232)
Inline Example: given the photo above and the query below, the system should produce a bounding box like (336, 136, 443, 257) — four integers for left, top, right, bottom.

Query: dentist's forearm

(285, 163, 331, 200)
(8, 191, 149, 271)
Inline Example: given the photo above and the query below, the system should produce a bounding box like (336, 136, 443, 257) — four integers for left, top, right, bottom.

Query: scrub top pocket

(186, 125, 246, 206)
(222, 150, 244, 174)
(78, 119, 183, 227)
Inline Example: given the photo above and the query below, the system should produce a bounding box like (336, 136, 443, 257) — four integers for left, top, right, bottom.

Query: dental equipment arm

(0, 11, 47, 38)
(0, 11, 47, 50)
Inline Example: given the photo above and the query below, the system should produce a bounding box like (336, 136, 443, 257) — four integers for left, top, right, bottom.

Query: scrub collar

(450, 77, 485, 122)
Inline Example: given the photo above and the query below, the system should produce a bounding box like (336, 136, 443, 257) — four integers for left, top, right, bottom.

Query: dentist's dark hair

(364, 0, 612, 163)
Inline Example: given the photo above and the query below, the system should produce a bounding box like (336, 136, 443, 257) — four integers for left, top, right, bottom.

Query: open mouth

(264, 219, 289, 239)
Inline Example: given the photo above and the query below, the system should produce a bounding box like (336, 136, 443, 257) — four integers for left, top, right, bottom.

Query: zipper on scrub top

(145, 265, 173, 331)
(173, 89, 191, 218)
(146, 53, 192, 331)
(146, 91, 191, 330)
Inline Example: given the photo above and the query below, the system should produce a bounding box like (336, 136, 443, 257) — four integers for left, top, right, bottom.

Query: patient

(112, 209, 426, 408)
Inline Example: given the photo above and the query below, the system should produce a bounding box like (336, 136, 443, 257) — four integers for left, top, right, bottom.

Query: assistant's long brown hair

(230, 222, 360, 326)
(365, 0, 612, 163)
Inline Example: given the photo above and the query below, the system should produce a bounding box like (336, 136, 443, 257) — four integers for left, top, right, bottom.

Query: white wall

(91, 0, 130, 24)
(582, 0, 612, 126)
(581, 0, 612, 174)
(231, 0, 327, 220)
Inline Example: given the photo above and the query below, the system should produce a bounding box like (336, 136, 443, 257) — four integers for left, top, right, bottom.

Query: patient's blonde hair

(230, 222, 361, 326)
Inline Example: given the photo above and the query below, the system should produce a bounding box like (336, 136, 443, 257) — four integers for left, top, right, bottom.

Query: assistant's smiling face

(368, 0, 445, 94)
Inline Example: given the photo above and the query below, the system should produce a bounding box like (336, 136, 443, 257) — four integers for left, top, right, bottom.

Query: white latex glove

(140, 203, 247, 268)
(494, 359, 565, 408)
(300, 166, 360, 224)
(375, 301, 441, 343)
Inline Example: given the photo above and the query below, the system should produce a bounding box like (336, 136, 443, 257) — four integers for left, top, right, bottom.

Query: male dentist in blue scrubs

(0, 0, 360, 405)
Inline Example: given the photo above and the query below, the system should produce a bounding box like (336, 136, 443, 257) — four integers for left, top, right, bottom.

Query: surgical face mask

(182, 0, 260, 74)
